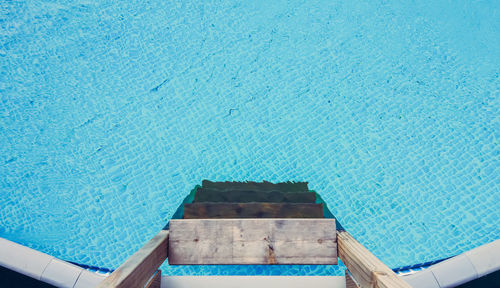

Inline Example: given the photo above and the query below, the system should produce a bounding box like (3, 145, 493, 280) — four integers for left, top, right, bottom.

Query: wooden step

(194, 189, 316, 203)
(183, 203, 323, 219)
(201, 180, 308, 192)
(168, 219, 337, 265)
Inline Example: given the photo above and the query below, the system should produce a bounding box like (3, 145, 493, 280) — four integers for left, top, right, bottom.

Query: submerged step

(194, 188, 316, 203)
(201, 180, 309, 192)
(183, 203, 324, 219)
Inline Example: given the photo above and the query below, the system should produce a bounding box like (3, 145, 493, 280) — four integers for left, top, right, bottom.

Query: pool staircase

(1, 180, 499, 288)
(98, 180, 411, 288)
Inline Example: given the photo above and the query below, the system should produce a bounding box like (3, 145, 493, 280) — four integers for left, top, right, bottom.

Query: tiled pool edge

(67, 261, 113, 276)
(393, 258, 451, 276)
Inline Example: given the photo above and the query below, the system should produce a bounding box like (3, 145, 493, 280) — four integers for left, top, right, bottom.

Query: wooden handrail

(337, 230, 411, 288)
(97, 230, 169, 288)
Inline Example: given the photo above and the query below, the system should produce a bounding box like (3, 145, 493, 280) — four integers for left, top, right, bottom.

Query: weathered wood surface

(168, 219, 337, 265)
(194, 188, 316, 203)
(144, 270, 161, 288)
(345, 270, 361, 288)
(183, 203, 323, 219)
(202, 180, 309, 192)
(337, 230, 411, 288)
(97, 230, 168, 288)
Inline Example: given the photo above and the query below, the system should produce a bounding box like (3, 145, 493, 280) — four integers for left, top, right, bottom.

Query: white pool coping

(0, 237, 106, 288)
(402, 239, 500, 288)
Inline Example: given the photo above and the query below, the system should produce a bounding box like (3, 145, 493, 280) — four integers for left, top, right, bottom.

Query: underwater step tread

(201, 180, 309, 192)
(183, 203, 324, 219)
(194, 188, 316, 203)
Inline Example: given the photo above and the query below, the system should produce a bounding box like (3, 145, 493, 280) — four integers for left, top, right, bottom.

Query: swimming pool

(1, 0, 499, 276)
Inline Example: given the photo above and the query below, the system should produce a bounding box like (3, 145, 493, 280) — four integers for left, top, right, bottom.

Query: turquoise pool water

(1, 0, 499, 276)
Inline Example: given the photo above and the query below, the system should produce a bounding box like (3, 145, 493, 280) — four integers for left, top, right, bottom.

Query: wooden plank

(144, 270, 161, 288)
(345, 270, 361, 288)
(97, 230, 168, 288)
(194, 189, 316, 203)
(202, 180, 309, 192)
(183, 203, 323, 219)
(168, 219, 337, 265)
(337, 230, 411, 288)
